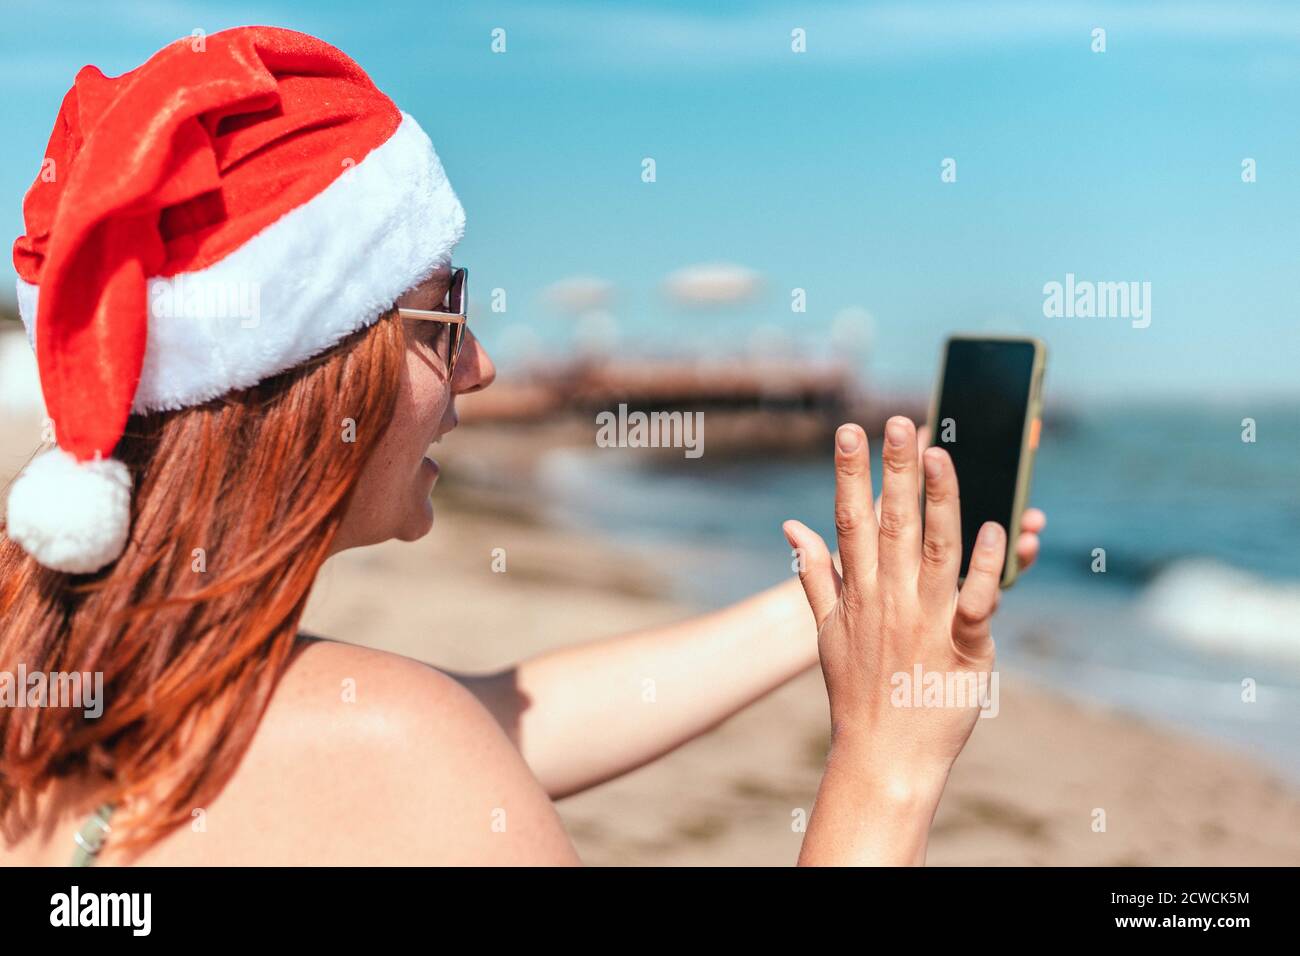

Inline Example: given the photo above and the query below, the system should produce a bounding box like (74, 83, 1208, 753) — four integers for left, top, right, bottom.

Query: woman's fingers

(877, 417, 923, 583)
(783, 519, 841, 628)
(832, 424, 877, 590)
(915, 423, 931, 494)
(952, 521, 1006, 654)
(1016, 509, 1044, 569)
(1015, 532, 1040, 570)
(875, 422, 933, 520)
(918, 446, 962, 605)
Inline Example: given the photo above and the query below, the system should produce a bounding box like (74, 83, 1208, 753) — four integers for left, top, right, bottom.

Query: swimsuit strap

(70, 803, 116, 867)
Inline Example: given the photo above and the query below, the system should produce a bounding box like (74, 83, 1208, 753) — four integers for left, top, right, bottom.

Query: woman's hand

(783, 417, 1005, 788)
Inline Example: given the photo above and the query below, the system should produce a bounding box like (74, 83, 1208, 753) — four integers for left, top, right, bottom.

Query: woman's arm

(445, 508, 1041, 800)
(446, 572, 816, 799)
(444, 412, 1044, 802)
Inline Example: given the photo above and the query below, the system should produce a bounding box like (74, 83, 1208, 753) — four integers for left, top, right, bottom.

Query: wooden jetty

(456, 357, 928, 455)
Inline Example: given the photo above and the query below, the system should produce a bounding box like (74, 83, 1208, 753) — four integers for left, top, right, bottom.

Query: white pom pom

(6, 447, 132, 574)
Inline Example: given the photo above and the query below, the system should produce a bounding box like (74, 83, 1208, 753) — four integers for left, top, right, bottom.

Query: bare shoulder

(133, 639, 581, 865)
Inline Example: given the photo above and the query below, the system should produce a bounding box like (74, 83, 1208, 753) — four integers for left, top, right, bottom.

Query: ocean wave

(1141, 558, 1300, 661)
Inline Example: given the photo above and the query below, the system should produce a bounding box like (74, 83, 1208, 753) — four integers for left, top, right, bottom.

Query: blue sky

(1, 0, 1297, 402)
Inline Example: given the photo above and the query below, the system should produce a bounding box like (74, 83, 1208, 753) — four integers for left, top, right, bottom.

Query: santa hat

(6, 26, 465, 574)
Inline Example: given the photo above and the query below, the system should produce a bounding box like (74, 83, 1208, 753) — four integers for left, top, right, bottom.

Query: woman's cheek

(407, 348, 451, 436)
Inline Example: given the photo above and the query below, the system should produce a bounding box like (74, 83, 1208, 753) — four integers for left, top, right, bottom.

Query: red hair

(0, 312, 405, 855)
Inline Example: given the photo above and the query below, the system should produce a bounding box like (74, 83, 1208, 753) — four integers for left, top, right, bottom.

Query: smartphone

(924, 335, 1046, 588)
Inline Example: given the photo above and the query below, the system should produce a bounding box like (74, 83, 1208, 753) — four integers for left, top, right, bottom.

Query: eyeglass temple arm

(396, 308, 467, 322)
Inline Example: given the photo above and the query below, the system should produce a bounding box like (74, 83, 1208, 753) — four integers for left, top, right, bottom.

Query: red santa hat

(6, 26, 465, 574)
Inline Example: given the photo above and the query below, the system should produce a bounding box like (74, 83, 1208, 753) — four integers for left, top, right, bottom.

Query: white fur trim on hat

(6, 447, 132, 574)
(15, 110, 465, 414)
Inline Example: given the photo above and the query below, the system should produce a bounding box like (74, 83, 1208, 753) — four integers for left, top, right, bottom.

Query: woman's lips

(432, 410, 459, 445)
(425, 414, 455, 482)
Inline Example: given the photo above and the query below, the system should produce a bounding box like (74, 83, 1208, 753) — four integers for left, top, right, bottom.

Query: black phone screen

(931, 339, 1037, 579)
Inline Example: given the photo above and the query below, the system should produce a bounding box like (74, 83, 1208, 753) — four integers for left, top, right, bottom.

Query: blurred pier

(457, 357, 928, 455)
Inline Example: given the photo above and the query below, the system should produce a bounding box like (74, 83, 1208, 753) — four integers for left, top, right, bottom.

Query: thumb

(782, 520, 841, 628)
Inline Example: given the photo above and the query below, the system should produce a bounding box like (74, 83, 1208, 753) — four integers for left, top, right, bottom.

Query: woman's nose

(454, 329, 496, 394)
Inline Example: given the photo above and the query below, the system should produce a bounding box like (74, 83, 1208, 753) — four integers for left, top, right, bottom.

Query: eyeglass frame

(396, 266, 469, 379)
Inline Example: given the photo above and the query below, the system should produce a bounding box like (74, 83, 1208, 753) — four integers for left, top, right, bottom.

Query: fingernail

(923, 449, 942, 479)
(837, 426, 860, 452)
(885, 419, 908, 447)
(978, 523, 1003, 549)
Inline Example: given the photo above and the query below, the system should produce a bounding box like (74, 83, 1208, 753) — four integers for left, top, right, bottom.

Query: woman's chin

(394, 496, 435, 542)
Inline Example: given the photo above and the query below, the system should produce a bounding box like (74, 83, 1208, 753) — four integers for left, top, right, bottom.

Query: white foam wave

(1141, 558, 1300, 661)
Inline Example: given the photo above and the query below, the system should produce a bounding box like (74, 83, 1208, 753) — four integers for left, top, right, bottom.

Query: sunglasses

(396, 266, 469, 378)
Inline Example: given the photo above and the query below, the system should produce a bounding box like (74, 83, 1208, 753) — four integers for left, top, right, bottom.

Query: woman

(0, 26, 1044, 866)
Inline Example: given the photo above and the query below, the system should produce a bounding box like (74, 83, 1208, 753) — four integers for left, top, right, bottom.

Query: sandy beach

(2, 358, 1298, 866)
